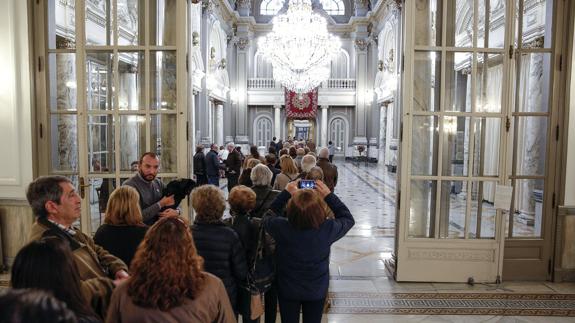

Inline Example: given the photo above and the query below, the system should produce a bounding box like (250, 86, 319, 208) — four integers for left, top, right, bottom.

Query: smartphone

(298, 180, 316, 189)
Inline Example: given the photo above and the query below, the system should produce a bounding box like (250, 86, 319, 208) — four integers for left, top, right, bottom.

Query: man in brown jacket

(26, 175, 129, 317)
(317, 147, 338, 192)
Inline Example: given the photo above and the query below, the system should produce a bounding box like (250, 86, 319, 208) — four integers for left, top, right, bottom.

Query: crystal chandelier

(258, 0, 341, 93)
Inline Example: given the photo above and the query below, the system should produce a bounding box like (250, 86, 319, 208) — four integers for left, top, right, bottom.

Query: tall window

(321, 0, 345, 15)
(256, 117, 273, 147)
(260, 0, 283, 15)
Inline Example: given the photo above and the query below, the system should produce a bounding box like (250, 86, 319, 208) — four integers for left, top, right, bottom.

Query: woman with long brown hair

(94, 186, 148, 267)
(105, 217, 235, 323)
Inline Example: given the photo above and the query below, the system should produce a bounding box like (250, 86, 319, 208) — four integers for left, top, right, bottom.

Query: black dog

(161, 178, 197, 211)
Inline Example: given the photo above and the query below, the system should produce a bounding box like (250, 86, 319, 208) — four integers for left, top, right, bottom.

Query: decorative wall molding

(408, 248, 495, 262)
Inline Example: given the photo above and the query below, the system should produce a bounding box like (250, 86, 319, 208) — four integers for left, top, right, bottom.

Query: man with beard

(124, 152, 179, 225)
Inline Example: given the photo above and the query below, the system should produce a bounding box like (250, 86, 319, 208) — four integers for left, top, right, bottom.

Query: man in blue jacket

(205, 144, 221, 187)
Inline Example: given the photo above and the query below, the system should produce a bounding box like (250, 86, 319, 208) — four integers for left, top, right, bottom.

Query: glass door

(397, 0, 512, 282)
(35, 0, 187, 234)
(504, 0, 560, 280)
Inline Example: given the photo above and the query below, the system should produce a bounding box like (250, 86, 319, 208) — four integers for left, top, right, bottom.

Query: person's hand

(159, 208, 179, 218)
(159, 195, 175, 207)
(115, 270, 129, 280)
(315, 180, 331, 199)
(285, 180, 299, 195)
(113, 270, 129, 286)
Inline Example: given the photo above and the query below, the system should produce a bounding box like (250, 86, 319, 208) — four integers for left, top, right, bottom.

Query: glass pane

(48, 0, 75, 49)
(513, 179, 544, 237)
(118, 51, 145, 110)
(478, 0, 505, 48)
(414, 0, 442, 46)
(446, 0, 473, 47)
(89, 177, 116, 234)
(151, 114, 177, 172)
(521, 0, 553, 48)
(411, 116, 439, 176)
(516, 53, 551, 113)
(515, 116, 548, 176)
(472, 117, 501, 177)
(48, 53, 77, 112)
(468, 181, 497, 239)
(439, 181, 466, 239)
(119, 115, 146, 172)
(442, 116, 470, 176)
(88, 115, 115, 173)
(413, 51, 441, 112)
(151, 51, 177, 110)
(476, 53, 503, 113)
(50, 114, 78, 171)
(86, 52, 114, 111)
(118, 0, 144, 45)
(409, 180, 437, 238)
(85, 0, 111, 46)
(150, 0, 176, 46)
(445, 52, 472, 112)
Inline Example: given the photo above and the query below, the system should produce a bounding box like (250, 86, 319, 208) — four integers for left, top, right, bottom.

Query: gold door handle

(79, 177, 91, 199)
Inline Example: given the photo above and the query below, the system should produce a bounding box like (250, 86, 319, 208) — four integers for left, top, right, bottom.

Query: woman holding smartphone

(263, 179, 354, 323)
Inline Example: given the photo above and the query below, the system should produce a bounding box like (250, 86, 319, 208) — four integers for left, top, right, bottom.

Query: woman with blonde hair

(191, 185, 247, 315)
(94, 186, 148, 267)
(273, 155, 299, 191)
(106, 217, 235, 322)
(238, 158, 261, 187)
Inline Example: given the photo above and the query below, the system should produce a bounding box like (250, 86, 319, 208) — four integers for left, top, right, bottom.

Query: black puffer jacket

(192, 222, 247, 312)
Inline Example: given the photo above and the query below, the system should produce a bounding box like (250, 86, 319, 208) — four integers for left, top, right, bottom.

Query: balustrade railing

(325, 78, 356, 89)
(247, 78, 276, 89)
(247, 78, 357, 90)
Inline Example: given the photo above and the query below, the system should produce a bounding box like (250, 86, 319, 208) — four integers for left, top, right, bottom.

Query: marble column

(410, 3, 438, 238)
(234, 32, 250, 146)
(274, 105, 281, 139)
(379, 103, 387, 164)
(353, 36, 369, 146)
(215, 103, 224, 146)
(517, 53, 546, 219)
(321, 105, 329, 147)
(55, 53, 78, 172)
(119, 71, 140, 169)
(198, 6, 212, 145)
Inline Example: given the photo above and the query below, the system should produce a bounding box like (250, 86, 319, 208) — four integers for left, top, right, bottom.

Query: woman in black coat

(94, 186, 148, 268)
(191, 185, 248, 314)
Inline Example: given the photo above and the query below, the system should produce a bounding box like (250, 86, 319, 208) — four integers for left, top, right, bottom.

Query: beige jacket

(106, 273, 236, 323)
(30, 219, 128, 318)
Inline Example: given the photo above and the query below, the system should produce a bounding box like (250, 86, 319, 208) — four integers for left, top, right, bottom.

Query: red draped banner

(285, 88, 318, 119)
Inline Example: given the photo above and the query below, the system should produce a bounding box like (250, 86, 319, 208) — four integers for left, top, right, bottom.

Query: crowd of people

(1, 137, 352, 323)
